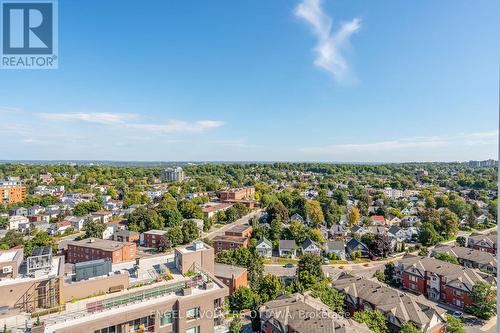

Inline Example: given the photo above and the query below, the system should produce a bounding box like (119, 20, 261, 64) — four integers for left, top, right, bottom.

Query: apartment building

(38, 241, 228, 333)
(332, 275, 446, 333)
(212, 224, 253, 254)
(394, 255, 494, 309)
(260, 293, 373, 333)
(0, 177, 26, 206)
(142, 230, 170, 248)
(67, 238, 136, 264)
(219, 187, 255, 201)
(163, 167, 185, 182)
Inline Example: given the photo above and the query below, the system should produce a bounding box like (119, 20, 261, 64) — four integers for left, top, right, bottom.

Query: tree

(166, 226, 183, 247)
(352, 310, 387, 333)
(231, 286, 256, 311)
(439, 208, 459, 239)
(347, 206, 360, 226)
(73, 201, 103, 216)
(269, 219, 282, 241)
(369, 233, 392, 258)
(257, 274, 284, 303)
(288, 221, 308, 244)
(178, 200, 203, 219)
(310, 279, 344, 313)
(128, 206, 164, 232)
(445, 314, 465, 333)
(215, 247, 264, 286)
(400, 322, 420, 333)
(229, 315, 243, 333)
(297, 253, 323, 288)
(224, 207, 238, 223)
(456, 236, 466, 247)
(467, 281, 497, 319)
(267, 201, 289, 223)
(383, 262, 398, 287)
(418, 223, 441, 246)
(433, 252, 459, 265)
(123, 191, 150, 207)
(305, 200, 324, 227)
(157, 207, 182, 228)
(181, 219, 199, 243)
(84, 220, 106, 239)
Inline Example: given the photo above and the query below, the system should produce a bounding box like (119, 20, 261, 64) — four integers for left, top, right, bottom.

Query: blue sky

(0, 0, 498, 162)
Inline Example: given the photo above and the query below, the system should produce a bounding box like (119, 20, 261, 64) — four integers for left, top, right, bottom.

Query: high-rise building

(0, 177, 26, 206)
(163, 167, 185, 182)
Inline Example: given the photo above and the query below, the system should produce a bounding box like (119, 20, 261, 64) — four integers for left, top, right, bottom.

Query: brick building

(219, 187, 255, 201)
(142, 229, 169, 248)
(212, 224, 253, 254)
(395, 255, 494, 309)
(67, 238, 136, 264)
(214, 263, 247, 294)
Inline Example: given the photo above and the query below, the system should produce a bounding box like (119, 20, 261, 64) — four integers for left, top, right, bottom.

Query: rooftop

(68, 238, 132, 252)
(214, 263, 246, 278)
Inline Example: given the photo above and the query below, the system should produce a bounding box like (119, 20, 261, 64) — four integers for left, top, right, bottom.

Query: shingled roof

(332, 275, 446, 332)
(261, 293, 373, 333)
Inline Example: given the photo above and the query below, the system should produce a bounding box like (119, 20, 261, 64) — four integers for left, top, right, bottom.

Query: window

(160, 312, 174, 326)
(186, 307, 200, 321)
(454, 289, 463, 296)
(409, 275, 418, 282)
(186, 326, 200, 333)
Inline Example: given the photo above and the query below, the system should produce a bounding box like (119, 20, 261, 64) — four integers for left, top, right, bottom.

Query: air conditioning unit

(2, 266, 12, 273)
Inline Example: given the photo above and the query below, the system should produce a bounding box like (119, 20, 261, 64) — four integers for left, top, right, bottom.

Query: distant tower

(163, 167, 185, 182)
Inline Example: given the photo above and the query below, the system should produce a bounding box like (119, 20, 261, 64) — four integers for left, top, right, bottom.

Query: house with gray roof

(324, 241, 345, 260)
(432, 245, 497, 275)
(301, 239, 321, 256)
(279, 240, 297, 258)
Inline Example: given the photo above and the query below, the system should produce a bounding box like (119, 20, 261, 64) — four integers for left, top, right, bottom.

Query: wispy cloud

(126, 120, 225, 134)
(300, 131, 498, 154)
(295, 0, 361, 83)
(38, 112, 224, 134)
(39, 112, 138, 125)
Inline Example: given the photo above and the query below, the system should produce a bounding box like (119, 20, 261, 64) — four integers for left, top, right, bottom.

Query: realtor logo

(1, 0, 58, 69)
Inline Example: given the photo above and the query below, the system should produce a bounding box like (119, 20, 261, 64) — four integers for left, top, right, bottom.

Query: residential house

(50, 220, 72, 235)
(329, 224, 347, 239)
(289, 213, 305, 224)
(386, 214, 401, 226)
(346, 238, 370, 258)
(432, 245, 497, 275)
(332, 275, 446, 333)
(301, 239, 322, 256)
(401, 215, 421, 227)
(369, 215, 386, 226)
(9, 207, 28, 217)
(66, 216, 87, 231)
(255, 238, 272, 258)
(324, 241, 346, 260)
(9, 215, 29, 231)
(212, 235, 249, 254)
(278, 240, 297, 258)
(27, 205, 44, 216)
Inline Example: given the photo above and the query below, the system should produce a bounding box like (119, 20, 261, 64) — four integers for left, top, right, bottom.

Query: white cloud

(300, 131, 498, 154)
(39, 112, 138, 124)
(295, 0, 361, 82)
(126, 120, 224, 133)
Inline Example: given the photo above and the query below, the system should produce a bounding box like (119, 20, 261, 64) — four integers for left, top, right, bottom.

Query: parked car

(284, 263, 295, 268)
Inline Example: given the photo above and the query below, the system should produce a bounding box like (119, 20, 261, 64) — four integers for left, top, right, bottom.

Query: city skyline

(0, 0, 498, 162)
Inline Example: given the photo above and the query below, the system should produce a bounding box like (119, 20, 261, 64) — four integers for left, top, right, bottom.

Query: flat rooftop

(214, 263, 246, 278)
(0, 257, 63, 287)
(68, 238, 131, 251)
(227, 223, 251, 233)
(176, 241, 212, 254)
(0, 250, 18, 263)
